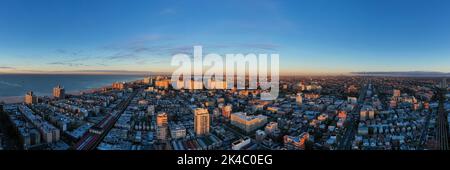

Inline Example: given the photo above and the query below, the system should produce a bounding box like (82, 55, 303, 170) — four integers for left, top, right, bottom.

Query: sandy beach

(0, 79, 145, 104)
(0, 96, 23, 104)
(0, 85, 111, 104)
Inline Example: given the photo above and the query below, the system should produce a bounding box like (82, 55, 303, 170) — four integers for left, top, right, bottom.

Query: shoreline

(0, 79, 143, 104)
(0, 85, 113, 104)
(0, 96, 23, 104)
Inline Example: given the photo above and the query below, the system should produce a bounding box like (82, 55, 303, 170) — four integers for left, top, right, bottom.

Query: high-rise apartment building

(156, 112, 168, 127)
(194, 108, 210, 136)
(296, 93, 303, 105)
(393, 89, 401, 97)
(143, 77, 153, 85)
(24, 91, 37, 105)
(112, 82, 126, 90)
(53, 85, 65, 99)
(222, 104, 232, 119)
(156, 112, 168, 141)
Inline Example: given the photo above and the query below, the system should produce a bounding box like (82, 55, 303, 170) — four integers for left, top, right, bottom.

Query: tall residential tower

(194, 108, 210, 136)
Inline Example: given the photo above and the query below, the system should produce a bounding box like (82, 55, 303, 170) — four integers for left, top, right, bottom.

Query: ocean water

(0, 74, 143, 97)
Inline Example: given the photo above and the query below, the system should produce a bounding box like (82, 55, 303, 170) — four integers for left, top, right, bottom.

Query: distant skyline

(1, 0, 450, 75)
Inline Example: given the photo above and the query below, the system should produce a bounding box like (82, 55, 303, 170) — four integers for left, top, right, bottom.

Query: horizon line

(1, 70, 449, 77)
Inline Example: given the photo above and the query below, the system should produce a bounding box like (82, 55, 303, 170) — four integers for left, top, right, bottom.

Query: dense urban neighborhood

(0, 76, 449, 150)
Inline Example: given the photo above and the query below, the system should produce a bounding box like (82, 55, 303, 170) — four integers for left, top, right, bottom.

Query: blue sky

(1, 0, 450, 74)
